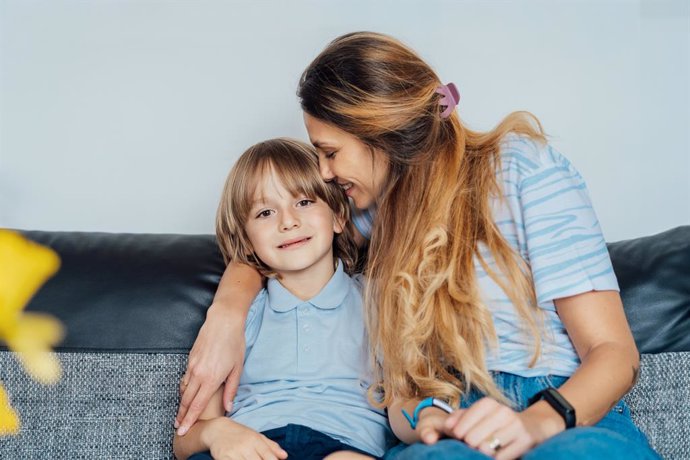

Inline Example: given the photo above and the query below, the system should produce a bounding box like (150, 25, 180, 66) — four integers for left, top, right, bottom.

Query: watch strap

(528, 387, 576, 429)
(401, 397, 454, 429)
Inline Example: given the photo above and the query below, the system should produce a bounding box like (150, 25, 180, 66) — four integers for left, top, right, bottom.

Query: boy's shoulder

(250, 287, 269, 308)
(245, 288, 269, 326)
(350, 272, 366, 294)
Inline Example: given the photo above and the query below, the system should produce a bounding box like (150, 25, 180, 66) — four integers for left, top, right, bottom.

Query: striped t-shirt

(352, 134, 619, 377)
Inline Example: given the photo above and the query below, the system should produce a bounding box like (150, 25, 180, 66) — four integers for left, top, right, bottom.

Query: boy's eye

(325, 151, 336, 159)
(297, 199, 315, 207)
(255, 209, 273, 218)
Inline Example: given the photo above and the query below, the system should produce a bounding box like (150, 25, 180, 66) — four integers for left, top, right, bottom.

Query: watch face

(546, 388, 574, 410)
(541, 388, 576, 428)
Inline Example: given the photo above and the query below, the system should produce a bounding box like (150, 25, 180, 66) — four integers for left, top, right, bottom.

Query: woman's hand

(413, 408, 453, 445)
(442, 397, 565, 460)
(175, 303, 247, 436)
(207, 418, 287, 460)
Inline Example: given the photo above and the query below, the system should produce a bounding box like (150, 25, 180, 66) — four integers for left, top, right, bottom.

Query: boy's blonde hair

(216, 138, 358, 277)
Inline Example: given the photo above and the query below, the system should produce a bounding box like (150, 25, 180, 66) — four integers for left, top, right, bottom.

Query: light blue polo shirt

(229, 261, 392, 457)
(352, 135, 619, 377)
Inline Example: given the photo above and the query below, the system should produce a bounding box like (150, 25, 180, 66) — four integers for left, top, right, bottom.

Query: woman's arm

(547, 289, 639, 426)
(388, 398, 454, 445)
(442, 289, 639, 459)
(388, 399, 422, 444)
(175, 261, 262, 436)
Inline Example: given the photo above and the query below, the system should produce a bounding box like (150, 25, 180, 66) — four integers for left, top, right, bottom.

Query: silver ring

(488, 436, 503, 451)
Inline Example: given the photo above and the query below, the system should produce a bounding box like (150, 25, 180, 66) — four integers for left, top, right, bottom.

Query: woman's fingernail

(177, 426, 187, 436)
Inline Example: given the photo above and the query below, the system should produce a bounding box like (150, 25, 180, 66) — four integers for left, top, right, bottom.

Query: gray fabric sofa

(1, 227, 688, 459)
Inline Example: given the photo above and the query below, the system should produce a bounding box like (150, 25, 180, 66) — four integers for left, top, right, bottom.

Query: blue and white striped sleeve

(350, 199, 375, 241)
(517, 144, 619, 306)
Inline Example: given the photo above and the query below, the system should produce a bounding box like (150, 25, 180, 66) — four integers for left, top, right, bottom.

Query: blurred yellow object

(0, 230, 64, 435)
(0, 383, 19, 436)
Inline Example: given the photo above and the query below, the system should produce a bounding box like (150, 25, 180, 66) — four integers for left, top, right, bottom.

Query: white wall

(1, 0, 688, 241)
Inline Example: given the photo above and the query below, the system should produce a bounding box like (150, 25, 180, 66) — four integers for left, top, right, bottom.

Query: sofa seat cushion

(0, 351, 185, 459)
(2, 351, 687, 459)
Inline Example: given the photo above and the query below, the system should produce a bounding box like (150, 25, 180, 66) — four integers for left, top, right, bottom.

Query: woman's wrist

(417, 406, 451, 424)
(521, 400, 567, 443)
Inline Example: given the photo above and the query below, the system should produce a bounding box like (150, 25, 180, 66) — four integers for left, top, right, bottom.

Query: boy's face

(245, 168, 343, 279)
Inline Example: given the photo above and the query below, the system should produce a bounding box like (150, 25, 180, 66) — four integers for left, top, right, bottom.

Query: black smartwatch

(528, 387, 576, 428)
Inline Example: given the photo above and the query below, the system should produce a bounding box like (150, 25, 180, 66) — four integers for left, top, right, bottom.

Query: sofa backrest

(608, 226, 690, 353)
(1, 226, 688, 458)
(18, 231, 224, 352)
(13, 226, 690, 355)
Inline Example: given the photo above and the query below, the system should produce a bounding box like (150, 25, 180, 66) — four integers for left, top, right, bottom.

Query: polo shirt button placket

(298, 304, 311, 358)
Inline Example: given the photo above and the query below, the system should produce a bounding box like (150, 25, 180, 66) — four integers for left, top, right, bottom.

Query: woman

(176, 32, 658, 459)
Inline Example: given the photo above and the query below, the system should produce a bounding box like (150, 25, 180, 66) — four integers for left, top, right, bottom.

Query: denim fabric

(188, 423, 376, 460)
(385, 372, 661, 460)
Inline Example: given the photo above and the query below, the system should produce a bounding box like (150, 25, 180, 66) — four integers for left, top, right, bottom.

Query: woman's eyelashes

(316, 145, 337, 159)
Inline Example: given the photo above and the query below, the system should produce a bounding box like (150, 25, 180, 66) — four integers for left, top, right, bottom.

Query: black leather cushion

(608, 226, 690, 354)
(16, 231, 225, 352)
(8, 227, 689, 353)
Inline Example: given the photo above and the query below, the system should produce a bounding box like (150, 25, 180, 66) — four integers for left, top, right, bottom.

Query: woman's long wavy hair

(299, 32, 547, 407)
(216, 138, 358, 277)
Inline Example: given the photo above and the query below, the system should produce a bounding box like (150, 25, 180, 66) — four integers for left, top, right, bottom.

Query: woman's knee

(524, 427, 659, 460)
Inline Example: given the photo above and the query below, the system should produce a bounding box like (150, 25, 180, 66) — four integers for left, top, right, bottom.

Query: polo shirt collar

(267, 260, 349, 312)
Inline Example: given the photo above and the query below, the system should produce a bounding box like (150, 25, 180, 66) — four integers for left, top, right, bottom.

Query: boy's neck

(275, 256, 337, 301)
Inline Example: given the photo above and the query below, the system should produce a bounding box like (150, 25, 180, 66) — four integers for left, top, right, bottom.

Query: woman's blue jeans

(384, 373, 660, 460)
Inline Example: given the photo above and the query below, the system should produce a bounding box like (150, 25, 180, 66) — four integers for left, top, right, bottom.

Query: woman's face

(304, 112, 389, 210)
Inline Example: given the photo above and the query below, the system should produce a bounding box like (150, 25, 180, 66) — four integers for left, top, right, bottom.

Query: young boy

(173, 139, 392, 460)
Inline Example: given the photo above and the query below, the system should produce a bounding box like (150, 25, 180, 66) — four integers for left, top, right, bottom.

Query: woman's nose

(319, 161, 335, 182)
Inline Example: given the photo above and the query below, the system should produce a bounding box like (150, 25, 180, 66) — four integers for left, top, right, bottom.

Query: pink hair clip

(436, 82, 460, 119)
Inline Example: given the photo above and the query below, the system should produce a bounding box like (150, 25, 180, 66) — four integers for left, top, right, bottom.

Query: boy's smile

(277, 236, 312, 250)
